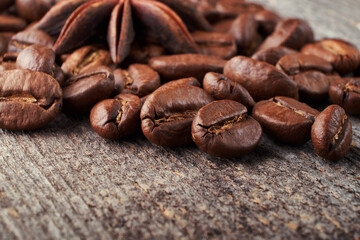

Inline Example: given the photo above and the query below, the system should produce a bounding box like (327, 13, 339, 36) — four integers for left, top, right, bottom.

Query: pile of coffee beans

(1, 0, 359, 161)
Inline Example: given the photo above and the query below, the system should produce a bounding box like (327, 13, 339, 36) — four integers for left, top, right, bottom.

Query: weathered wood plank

(1, 0, 360, 239)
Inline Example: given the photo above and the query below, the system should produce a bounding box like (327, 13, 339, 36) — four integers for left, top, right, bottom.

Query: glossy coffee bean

(224, 56, 298, 101)
(16, 45, 55, 74)
(16, 0, 59, 22)
(113, 64, 160, 97)
(149, 54, 226, 82)
(126, 41, 166, 64)
(251, 46, 297, 65)
(0, 15, 27, 32)
(8, 29, 54, 53)
(228, 13, 261, 56)
(90, 93, 141, 140)
(62, 66, 114, 113)
(212, 18, 235, 34)
(141, 85, 213, 147)
(254, 9, 281, 36)
(61, 45, 113, 77)
(203, 72, 255, 110)
(329, 78, 360, 115)
(301, 39, 360, 75)
(257, 18, 314, 51)
(252, 96, 319, 144)
(191, 31, 237, 59)
(0, 69, 62, 130)
(192, 100, 262, 158)
(311, 105, 352, 161)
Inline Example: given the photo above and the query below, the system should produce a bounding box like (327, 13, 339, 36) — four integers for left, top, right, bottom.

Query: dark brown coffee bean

(192, 100, 262, 158)
(311, 105, 352, 161)
(90, 93, 141, 140)
(8, 29, 54, 53)
(113, 64, 160, 97)
(148, 54, 226, 82)
(329, 78, 360, 115)
(257, 18, 314, 52)
(0, 15, 27, 32)
(276, 53, 333, 76)
(251, 46, 297, 65)
(224, 56, 298, 101)
(126, 41, 166, 64)
(191, 31, 237, 59)
(254, 9, 281, 36)
(252, 96, 319, 144)
(16, 45, 55, 74)
(228, 13, 261, 56)
(203, 72, 255, 110)
(291, 71, 330, 102)
(62, 66, 114, 113)
(0, 69, 62, 130)
(141, 85, 213, 147)
(61, 45, 113, 77)
(16, 0, 59, 22)
(0, 0, 14, 11)
(212, 18, 235, 33)
(215, 1, 263, 18)
(301, 39, 360, 75)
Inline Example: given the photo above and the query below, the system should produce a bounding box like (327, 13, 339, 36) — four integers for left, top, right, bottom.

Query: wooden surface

(1, 0, 360, 239)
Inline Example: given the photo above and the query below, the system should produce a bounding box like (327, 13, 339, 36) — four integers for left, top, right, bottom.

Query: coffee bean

(0, 32, 14, 55)
(90, 93, 141, 139)
(62, 66, 114, 113)
(228, 13, 261, 56)
(254, 9, 281, 36)
(252, 96, 319, 144)
(224, 56, 298, 101)
(301, 39, 360, 75)
(311, 105, 352, 161)
(61, 45, 113, 77)
(251, 46, 297, 65)
(16, 45, 55, 74)
(113, 64, 160, 97)
(329, 78, 360, 115)
(16, 0, 59, 22)
(215, 1, 264, 18)
(0, 53, 17, 72)
(0, 15, 27, 32)
(141, 85, 213, 147)
(191, 31, 237, 59)
(8, 29, 54, 53)
(192, 100, 262, 158)
(0, 0, 13, 11)
(212, 18, 235, 34)
(203, 72, 255, 110)
(149, 54, 226, 82)
(0, 69, 62, 130)
(257, 18, 314, 51)
(126, 40, 166, 64)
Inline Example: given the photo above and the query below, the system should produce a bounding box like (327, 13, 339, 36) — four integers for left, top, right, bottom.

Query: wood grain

(1, 0, 360, 239)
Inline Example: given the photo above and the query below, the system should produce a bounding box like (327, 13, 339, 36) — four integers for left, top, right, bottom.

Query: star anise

(35, 0, 212, 64)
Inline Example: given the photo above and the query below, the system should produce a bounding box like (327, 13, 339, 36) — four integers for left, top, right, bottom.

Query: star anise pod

(35, 0, 212, 64)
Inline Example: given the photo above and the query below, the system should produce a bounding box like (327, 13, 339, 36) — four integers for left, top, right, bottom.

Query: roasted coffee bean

(0, 32, 14, 55)
(301, 39, 360, 75)
(0, 69, 62, 130)
(52, 64, 66, 87)
(126, 41, 166, 64)
(291, 71, 330, 102)
(251, 46, 297, 65)
(215, 1, 263, 18)
(191, 31, 237, 59)
(113, 64, 160, 97)
(276, 53, 333, 76)
(203, 72, 255, 110)
(0, 53, 17, 72)
(212, 18, 235, 33)
(329, 78, 360, 115)
(149, 54, 226, 82)
(254, 9, 281, 36)
(141, 85, 213, 147)
(228, 13, 260, 56)
(192, 100, 262, 158)
(0, 0, 14, 11)
(61, 45, 113, 77)
(62, 66, 114, 113)
(90, 93, 141, 140)
(16, 0, 59, 22)
(0, 15, 27, 32)
(224, 56, 298, 101)
(257, 18, 314, 52)
(311, 105, 352, 161)
(16, 45, 55, 74)
(8, 29, 54, 53)
(252, 96, 319, 144)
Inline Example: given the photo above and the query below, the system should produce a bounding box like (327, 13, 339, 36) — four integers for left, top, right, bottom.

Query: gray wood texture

(1, 0, 360, 239)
